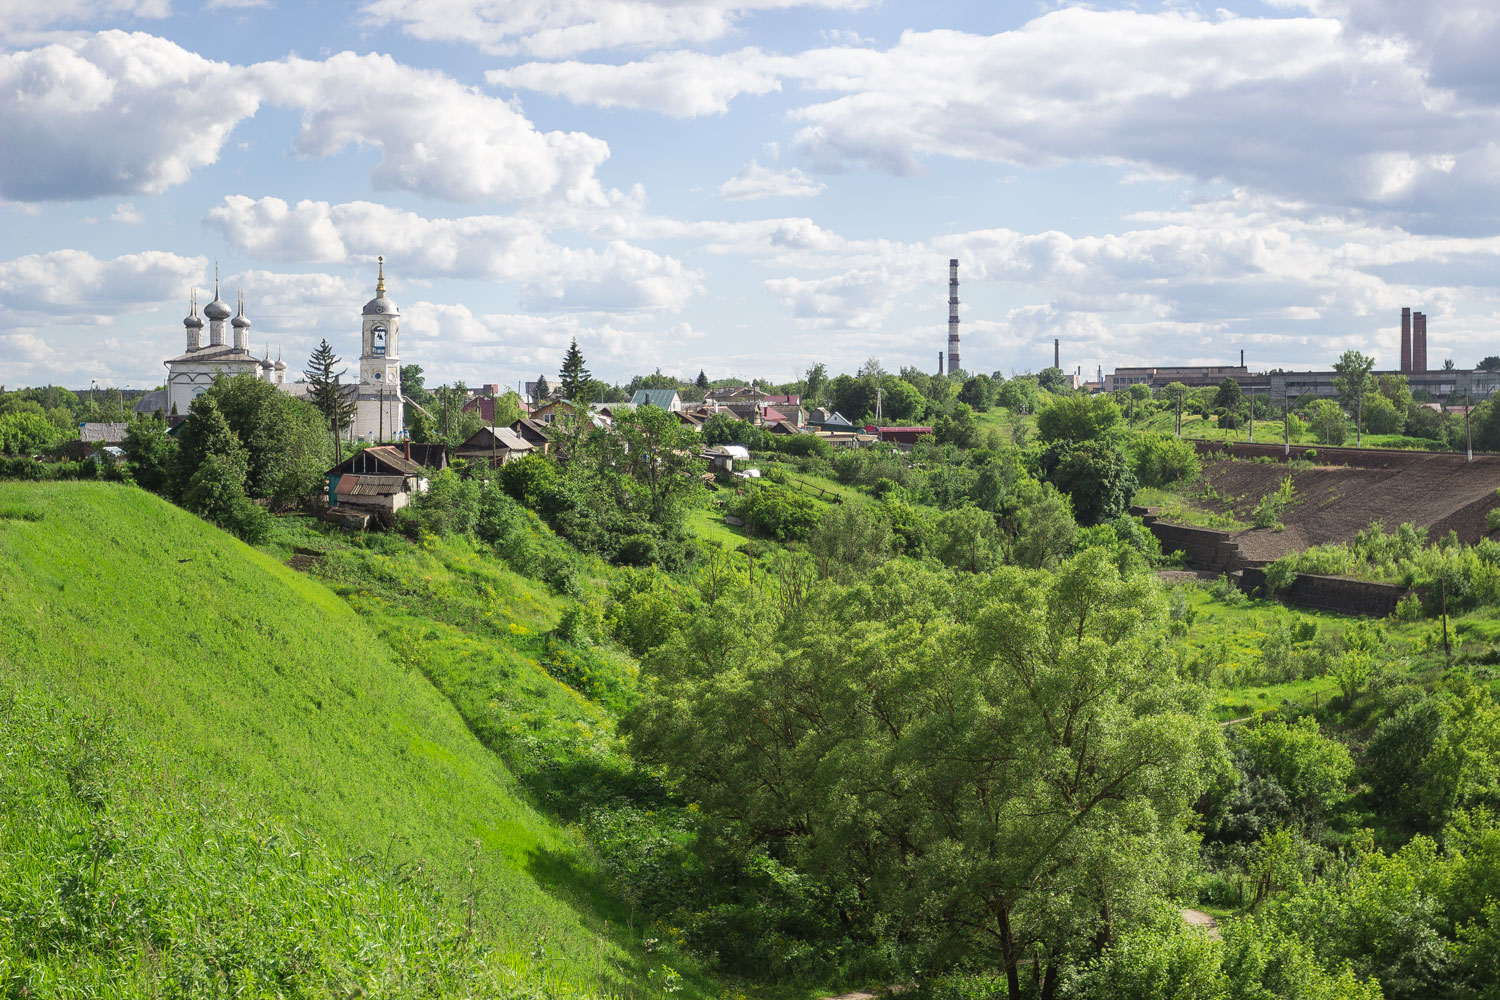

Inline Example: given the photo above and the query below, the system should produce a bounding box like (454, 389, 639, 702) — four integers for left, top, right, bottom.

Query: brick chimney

(1414, 311, 1428, 371)
(1401, 307, 1412, 372)
(404, 439, 411, 461)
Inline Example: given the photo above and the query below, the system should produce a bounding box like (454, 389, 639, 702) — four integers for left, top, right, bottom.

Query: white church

(149, 260, 405, 444)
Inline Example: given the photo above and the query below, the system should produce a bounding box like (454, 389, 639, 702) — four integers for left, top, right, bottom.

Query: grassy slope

(0, 482, 646, 996)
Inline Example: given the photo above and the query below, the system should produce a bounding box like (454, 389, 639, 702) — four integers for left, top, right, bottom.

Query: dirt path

(1181, 907, 1221, 939)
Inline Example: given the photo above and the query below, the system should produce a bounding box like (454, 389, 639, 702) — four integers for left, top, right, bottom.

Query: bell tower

(360, 256, 401, 387)
(356, 256, 404, 441)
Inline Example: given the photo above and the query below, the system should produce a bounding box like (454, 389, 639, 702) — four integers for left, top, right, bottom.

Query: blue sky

(3, 0, 1499, 393)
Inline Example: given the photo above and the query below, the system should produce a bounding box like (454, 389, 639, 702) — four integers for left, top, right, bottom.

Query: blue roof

(630, 388, 679, 409)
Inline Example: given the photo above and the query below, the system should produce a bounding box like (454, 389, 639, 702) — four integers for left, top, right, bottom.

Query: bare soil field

(1194, 451, 1500, 563)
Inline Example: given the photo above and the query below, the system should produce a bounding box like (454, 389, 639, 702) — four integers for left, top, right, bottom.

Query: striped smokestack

(1401, 307, 1412, 372)
(947, 259, 960, 374)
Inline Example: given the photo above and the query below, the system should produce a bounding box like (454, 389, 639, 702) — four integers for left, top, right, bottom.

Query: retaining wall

(1136, 510, 1244, 573)
(1238, 566, 1410, 617)
(1191, 439, 1500, 471)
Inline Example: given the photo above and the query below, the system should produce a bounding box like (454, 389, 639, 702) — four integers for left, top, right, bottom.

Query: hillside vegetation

(0, 481, 661, 997)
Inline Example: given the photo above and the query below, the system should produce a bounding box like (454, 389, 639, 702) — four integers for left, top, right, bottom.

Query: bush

(1265, 555, 1299, 595)
(728, 482, 822, 542)
(1252, 475, 1297, 530)
(1130, 433, 1201, 488)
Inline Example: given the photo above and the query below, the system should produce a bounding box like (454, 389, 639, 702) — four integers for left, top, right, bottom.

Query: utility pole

(1283, 390, 1290, 458)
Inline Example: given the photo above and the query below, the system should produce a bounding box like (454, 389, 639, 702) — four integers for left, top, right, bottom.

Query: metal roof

(79, 422, 130, 443)
(334, 474, 408, 497)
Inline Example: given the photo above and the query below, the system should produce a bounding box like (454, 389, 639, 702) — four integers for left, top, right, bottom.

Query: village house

(324, 443, 446, 521)
(70, 422, 130, 460)
(509, 418, 554, 454)
(629, 388, 682, 412)
(456, 426, 534, 468)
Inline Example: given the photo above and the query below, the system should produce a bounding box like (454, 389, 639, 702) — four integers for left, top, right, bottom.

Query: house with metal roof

(324, 443, 444, 519)
(629, 388, 682, 412)
(456, 426, 534, 468)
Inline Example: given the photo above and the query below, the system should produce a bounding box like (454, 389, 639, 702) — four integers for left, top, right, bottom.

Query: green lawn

(686, 504, 748, 550)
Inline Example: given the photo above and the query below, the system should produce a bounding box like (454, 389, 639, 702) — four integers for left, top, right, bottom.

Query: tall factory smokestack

(1240, 349, 1244, 367)
(1414, 311, 1428, 371)
(1054, 339, 1060, 369)
(947, 259, 960, 374)
(938, 350, 944, 376)
(1401, 307, 1412, 372)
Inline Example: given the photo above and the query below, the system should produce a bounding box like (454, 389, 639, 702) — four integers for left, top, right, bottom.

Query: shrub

(1265, 556, 1299, 595)
(1252, 476, 1298, 530)
(728, 482, 822, 542)
(1393, 592, 1423, 621)
(1487, 507, 1500, 534)
(1130, 433, 1201, 488)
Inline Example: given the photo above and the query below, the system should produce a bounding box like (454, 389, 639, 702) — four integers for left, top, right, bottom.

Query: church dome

(362, 255, 397, 315)
(232, 313, 250, 329)
(184, 309, 203, 329)
(259, 356, 273, 370)
(204, 295, 231, 321)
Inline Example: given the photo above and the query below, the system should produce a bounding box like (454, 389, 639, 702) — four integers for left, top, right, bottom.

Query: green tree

(611, 404, 705, 528)
(1036, 392, 1122, 444)
(997, 376, 1041, 414)
(829, 373, 877, 421)
(1478, 355, 1500, 370)
(1332, 350, 1376, 445)
(174, 394, 267, 541)
(121, 414, 177, 494)
(0, 411, 59, 456)
(1360, 392, 1404, 435)
(933, 401, 980, 447)
(1043, 439, 1139, 525)
(695, 369, 710, 391)
(878, 376, 925, 421)
(959, 374, 993, 411)
(303, 339, 356, 462)
(400, 364, 433, 408)
(534, 374, 551, 402)
(1130, 433, 1201, 488)
(208, 375, 333, 507)
(1037, 366, 1071, 394)
(1306, 399, 1348, 446)
(624, 552, 1224, 999)
(803, 363, 828, 406)
(559, 338, 591, 400)
(1215, 377, 1244, 412)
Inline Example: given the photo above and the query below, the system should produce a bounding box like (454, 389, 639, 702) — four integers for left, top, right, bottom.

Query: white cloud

(0, 249, 205, 318)
(0, 0, 167, 37)
(255, 51, 612, 205)
(719, 160, 825, 200)
(360, 0, 869, 58)
(0, 31, 614, 205)
(206, 195, 703, 312)
(487, 48, 789, 116)
(0, 32, 257, 201)
(110, 202, 144, 223)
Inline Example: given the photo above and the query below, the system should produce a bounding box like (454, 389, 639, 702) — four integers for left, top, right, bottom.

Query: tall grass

(0, 482, 680, 998)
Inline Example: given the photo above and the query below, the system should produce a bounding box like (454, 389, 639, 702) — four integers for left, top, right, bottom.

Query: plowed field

(1196, 452, 1500, 562)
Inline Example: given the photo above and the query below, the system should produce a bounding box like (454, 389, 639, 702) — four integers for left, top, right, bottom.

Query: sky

(3, 0, 1500, 393)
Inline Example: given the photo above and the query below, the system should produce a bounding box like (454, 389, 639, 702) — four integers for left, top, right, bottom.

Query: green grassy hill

(0, 482, 657, 996)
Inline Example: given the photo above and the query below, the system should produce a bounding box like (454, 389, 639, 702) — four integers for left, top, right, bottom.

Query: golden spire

(376, 255, 385, 296)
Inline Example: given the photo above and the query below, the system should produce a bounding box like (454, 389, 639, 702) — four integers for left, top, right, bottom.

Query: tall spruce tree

(696, 369, 710, 391)
(559, 338, 591, 400)
(304, 339, 356, 461)
(535, 374, 551, 402)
